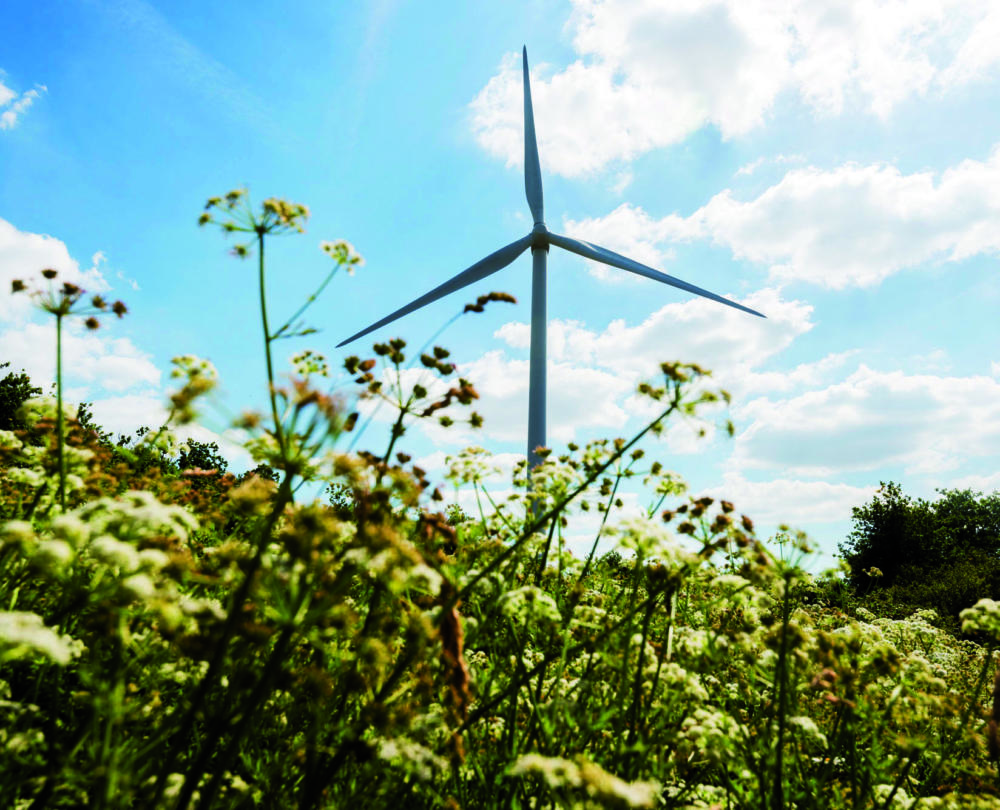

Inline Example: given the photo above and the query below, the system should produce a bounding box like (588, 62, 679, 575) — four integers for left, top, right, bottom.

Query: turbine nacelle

(530, 222, 549, 252)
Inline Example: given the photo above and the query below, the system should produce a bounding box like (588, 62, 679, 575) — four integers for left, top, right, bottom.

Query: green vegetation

(2, 191, 1000, 809)
(840, 483, 1000, 627)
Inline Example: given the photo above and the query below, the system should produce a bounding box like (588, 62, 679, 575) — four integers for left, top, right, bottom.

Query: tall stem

(771, 573, 793, 810)
(257, 229, 286, 460)
(55, 313, 65, 512)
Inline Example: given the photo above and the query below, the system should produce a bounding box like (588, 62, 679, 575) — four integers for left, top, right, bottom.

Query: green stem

(147, 476, 293, 805)
(55, 313, 65, 511)
(576, 469, 623, 586)
(906, 645, 996, 808)
(771, 573, 794, 810)
(258, 229, 287, 461)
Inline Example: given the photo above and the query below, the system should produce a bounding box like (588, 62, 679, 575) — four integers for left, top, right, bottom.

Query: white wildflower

(89, 535, 140, 571)
(508, 754, 582, 789)
(660, 662, 709, 702)
(447, 446, 502, 485)
(137, 548, 170, 571)
(33, 539, 75, 573)
(509, 755, 659, 808)
(74, 491, 198, 544)
(16, 397, 76, 427)
(6, 467, 44, 488)
(502, 586, 561, 626)
(788, 715, 828, 749)
(50, 514, 89, 548)
(612, 514, 698, 567)
(121, 574, 157, 601)
(960, 598, 1000, 641)
(376, 737, 447, 782)
(578, 759, 660, 809)
(404, 564, 442, 595)
(1, 521, 36, 549)
(0, 612, 85, 666)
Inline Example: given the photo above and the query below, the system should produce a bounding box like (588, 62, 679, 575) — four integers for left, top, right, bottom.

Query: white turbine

(339, 47, 765, 468)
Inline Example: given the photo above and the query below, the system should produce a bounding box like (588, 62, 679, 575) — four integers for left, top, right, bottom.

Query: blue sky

(3, 0, 1000, 564)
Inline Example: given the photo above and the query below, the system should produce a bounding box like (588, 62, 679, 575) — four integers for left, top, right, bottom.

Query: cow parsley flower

(612, 515, 698, 567)
(89, 535, 140, 571)
(376, 737, 446, 782)
(0, 612, 85, 666)
(960, 598, 1000, 642)
(502, 586, 561, 626)
(33, 539, 75, 573)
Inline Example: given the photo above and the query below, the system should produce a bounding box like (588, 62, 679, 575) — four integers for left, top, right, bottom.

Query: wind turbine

(339, 47, 765, 468)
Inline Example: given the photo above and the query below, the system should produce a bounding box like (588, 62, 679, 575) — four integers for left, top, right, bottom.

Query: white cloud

(734, 154, 805, 177)
(0, 82, 45, 131)
(562, 204, 679, 279)
(0, 218, 151, 397)
(87, 392, 253, 471)
(706, 472, 877, 525)
(0, 322, 160, 394)
(695, 155, 1000, 287)
(0, 218, 110, 321)
(471, 0, 1000, 177)
(733, 365, 1000, 477)
(436, 286, 812, 458)
(571, 148, 1000, 288)
(944, 472, 1000, 493)
(497, 287, 813, 389)
(455, 350, 634, 444)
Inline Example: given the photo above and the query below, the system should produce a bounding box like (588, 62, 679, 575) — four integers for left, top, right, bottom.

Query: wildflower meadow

(2, 190, 1000, 809)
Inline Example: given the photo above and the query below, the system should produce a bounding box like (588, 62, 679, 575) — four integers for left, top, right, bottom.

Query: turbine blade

(548, 232, 766, 319)
(337, 234, 534, 347)
(522, 46, 544, 225)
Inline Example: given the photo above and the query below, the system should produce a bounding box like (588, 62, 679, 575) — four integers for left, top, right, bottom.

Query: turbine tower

(339, 47, 765, 468)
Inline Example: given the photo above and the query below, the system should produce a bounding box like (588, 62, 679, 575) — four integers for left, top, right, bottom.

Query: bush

(840, 483, 1000, 622)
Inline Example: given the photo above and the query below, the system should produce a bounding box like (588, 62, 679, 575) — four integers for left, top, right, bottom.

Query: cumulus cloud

(733, 365, 1000, 477)
(0, 322, 160, 394)
(0, 217, 168, 442)
(562, 204, 680, 280)
(496, 286, 813, 392)
(87, 391, 253, 471)
(471, 0, 1000, 176)
(381, 287, 810, 459)
(0, 219, 110, 321)
(706, 472, 877, 525)
(569, 148, 1000, 288)
(0, 218, 152, 392)
(945, 472, 1000, 494)
(451, 350, 633, 444)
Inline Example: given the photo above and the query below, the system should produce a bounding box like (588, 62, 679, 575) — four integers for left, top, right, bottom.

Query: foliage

(2, 192, 999, 809)
(840, 483, 1000, 622)
(0, 362, 41, 432)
